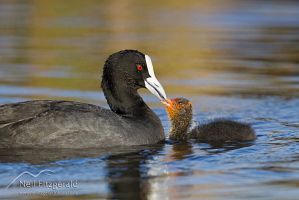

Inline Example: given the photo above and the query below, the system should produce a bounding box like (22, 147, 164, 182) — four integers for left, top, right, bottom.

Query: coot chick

(164, 98, 256, 142)
(0, 50, 168, 148)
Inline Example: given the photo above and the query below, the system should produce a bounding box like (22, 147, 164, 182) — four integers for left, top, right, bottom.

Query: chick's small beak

(161, 98, 173, 107)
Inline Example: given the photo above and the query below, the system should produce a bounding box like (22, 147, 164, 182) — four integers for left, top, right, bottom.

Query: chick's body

(165, 98, 256, 142)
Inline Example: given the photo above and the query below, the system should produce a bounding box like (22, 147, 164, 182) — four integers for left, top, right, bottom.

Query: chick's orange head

(163, 98, 192, 120)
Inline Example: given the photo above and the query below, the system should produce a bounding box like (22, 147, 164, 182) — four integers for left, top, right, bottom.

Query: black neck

(101, 71, 149, 116)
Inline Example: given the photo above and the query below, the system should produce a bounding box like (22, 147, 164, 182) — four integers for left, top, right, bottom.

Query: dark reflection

(105, 144, 163, 200)
(0, 145, 162, 164)
(198, 141, 255, 154)
(169, 141, 193, 161)
(167, 140, 254, 162)
(0, 148, 104, 164)
(0, 144, 164, 199)
(266, 179, 299, 188)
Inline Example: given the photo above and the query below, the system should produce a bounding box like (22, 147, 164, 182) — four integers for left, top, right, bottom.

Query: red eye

(137, 65, 143, 71)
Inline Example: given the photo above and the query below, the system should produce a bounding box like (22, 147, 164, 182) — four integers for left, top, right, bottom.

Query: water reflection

(106, 145, 163, 199)
(0, 148, 106, 164)
(0, 145, 164, 199)
(169, 142, 193, 161)
(199, 141, 255, 154)
(0, 0, 298, 100)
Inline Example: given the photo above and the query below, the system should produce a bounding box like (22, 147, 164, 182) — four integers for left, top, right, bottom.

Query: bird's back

(189, 119, 256, 142)
(0, 101, 164, 148)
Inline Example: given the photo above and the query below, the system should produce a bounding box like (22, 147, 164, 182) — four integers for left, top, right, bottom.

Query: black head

(103, 50, 148, 89)
(101, 50, 167, 115)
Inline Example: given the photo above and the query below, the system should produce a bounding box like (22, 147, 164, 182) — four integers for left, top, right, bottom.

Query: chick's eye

(137, 65, 143, 71)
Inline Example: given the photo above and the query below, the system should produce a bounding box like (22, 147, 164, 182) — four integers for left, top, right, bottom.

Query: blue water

(0, 1, 299, 199)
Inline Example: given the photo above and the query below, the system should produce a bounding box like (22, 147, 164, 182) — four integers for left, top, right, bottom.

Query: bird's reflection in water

(0, 144, 163, 164)
(105, 144, 163, 199)
(0, 148, 116, 164)
(0, 141, 252, 199)
(152, 140, 256, 200)
(168, 141, 193, 161)
(0, 144, 164, 199)
(167, 140, 255, 162)
(199, 141, 256, 155)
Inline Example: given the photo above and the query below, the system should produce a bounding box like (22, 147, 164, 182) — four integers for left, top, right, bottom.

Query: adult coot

(164, 98, 256, 142)
(0, 50, 168, 148)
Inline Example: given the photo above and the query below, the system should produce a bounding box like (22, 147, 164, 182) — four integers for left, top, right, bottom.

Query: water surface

(0, 0, 299, 199)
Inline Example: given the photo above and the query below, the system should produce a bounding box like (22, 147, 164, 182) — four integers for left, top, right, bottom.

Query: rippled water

(0, 1, 299, 199)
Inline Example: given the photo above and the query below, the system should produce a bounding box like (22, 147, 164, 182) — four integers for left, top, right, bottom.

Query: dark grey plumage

(0, 100, 164, 148)
(189, 119, 256, 142)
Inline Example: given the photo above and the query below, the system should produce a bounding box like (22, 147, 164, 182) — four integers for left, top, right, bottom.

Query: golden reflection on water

(1, 0, 298, 102)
